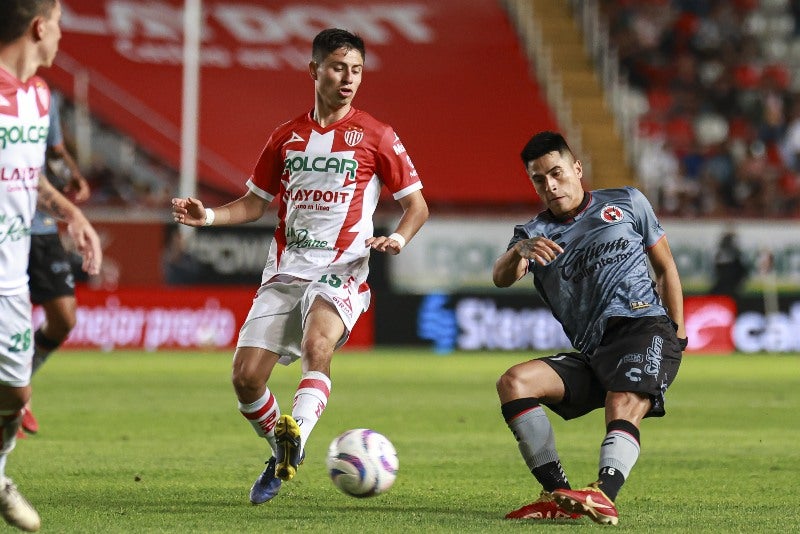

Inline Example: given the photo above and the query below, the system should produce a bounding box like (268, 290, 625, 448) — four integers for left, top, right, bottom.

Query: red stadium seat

(733, 63, 763, 89)
(762, 63, 792, 90)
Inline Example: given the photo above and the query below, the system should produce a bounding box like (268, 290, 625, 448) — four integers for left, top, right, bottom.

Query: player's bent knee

(301, 336, 335, 363)
(606, 391, 651, 422)
(496, 368, 526, 397)
(231, 369, 264, 397)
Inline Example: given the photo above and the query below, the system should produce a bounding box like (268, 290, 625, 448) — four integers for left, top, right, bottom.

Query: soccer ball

(326, 428, 398, 498)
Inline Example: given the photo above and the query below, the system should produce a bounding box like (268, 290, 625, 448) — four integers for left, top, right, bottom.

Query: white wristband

(204, 208, 216, 226)
(388, 232, 406, 249)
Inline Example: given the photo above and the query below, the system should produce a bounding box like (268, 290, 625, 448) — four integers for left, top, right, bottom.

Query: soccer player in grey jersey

(493, 131, 687, 526)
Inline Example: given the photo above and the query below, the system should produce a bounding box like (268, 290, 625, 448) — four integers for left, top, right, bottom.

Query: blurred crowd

(54, 97, 179, 210)
(606, 0, 800, 217)
(57, 0, 800, 218)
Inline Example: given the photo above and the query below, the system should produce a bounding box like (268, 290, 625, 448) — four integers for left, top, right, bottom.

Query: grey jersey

(508, 187, 668, 353)
(31, 92, 63, 236)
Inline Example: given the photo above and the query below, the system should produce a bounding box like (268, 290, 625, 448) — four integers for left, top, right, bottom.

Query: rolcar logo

(0, 125, 48, 149)
(283, 155, 357, 180)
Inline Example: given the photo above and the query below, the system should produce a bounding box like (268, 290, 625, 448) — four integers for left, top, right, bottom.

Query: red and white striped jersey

(247, 107, 422, 285)
(0, 68, 50, 295)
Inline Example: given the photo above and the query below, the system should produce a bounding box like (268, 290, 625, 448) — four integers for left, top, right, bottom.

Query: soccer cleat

(274, 415, 303, 481)
(505, 490, 582, 520)
(21, 406, 38, 435)
(249, 457, 281, 504)
(553, 483, 619, 526)
(0, 478, 41, 532)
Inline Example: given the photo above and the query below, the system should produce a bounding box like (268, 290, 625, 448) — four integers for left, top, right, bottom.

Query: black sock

(532, 460, 570, 492)
(32, 328, 61, 374)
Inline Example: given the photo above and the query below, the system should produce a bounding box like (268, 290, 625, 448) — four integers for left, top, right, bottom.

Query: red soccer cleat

(21, 405, 38, 435)
(505, 490, 582, 520)
(553, 483, 619, 526)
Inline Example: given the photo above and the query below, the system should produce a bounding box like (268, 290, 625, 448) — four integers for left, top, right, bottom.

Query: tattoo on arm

(37, 180, 69, 219)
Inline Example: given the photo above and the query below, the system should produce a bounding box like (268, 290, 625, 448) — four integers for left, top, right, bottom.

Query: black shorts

(27, 233, 75, 305)
(540, 315, 683, 420)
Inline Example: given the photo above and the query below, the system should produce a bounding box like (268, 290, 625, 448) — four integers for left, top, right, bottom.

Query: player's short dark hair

(0, 0, 56, 44)
(312, 28, 365, 64)
(520, 131, 575, 165)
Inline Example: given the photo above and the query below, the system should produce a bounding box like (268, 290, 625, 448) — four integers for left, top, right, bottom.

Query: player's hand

(172, 197, 206, 227)
(67, 215, 102, 276)
(514, 236, 564, 265)
(65, 174, 91, 203)
(365, 235, 403, 255)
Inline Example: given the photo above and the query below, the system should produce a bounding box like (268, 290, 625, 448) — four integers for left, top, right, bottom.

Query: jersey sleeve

(46, 92, 62, 147)
(628, 186, 665, 248)
(375, 126, 422, 200)
(247, 131, 284, 202)
(508, 222, 543, 274)
(507, 224, 530, 251)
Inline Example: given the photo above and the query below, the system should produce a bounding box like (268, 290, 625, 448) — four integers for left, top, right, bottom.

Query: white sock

(292, 371, 331, 448)
(599, 429, 640, 479)
(238, 390, 281, 455)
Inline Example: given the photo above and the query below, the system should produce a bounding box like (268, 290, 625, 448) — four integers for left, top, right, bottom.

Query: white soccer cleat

(0, 478, 41, 532)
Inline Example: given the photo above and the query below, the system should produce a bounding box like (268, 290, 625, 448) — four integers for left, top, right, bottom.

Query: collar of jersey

(542, 191, 592, 223)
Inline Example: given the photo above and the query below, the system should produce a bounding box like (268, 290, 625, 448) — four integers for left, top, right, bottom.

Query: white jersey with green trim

(0, 69, 50, 295)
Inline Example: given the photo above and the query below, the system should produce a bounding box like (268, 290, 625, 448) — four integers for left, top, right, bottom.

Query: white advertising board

(390, 217, 800, 294)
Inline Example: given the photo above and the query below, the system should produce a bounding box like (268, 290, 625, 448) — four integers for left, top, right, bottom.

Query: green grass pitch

(14, 349, 800, 532)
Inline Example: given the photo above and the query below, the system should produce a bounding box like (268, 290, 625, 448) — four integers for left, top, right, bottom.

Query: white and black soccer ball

(326, 428, 398, 498)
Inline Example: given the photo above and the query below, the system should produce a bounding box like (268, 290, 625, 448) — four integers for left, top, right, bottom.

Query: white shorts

(0, 294, 33, 387)
(237, 274, 370, 365)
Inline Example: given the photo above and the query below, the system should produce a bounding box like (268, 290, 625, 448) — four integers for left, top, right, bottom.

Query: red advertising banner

(47, 1, 556, 205)
(86, 222, 166, 287)
(684, 295, 737, 353)
(35, 286, 374, 351)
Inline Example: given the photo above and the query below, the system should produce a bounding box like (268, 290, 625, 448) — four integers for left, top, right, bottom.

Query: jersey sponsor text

(283, 154, 358, 179)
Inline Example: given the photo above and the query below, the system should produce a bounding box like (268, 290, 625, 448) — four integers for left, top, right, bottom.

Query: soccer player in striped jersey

(493, 131, 686, 526)
(172, 28, 428, 504)
(1, 1, 102, 530)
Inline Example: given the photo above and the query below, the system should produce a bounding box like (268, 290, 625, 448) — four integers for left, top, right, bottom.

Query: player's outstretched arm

(171, 197, 207, 226)
(37, 175, 102, 275)
(366, 190, 429, 255)
(648, 236, 686, 340)
(493, 247, 527, 288)
(172, 191, 268, 227)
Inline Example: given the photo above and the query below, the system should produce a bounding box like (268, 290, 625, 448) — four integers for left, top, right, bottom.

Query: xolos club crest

(600, 205, 624, 223)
